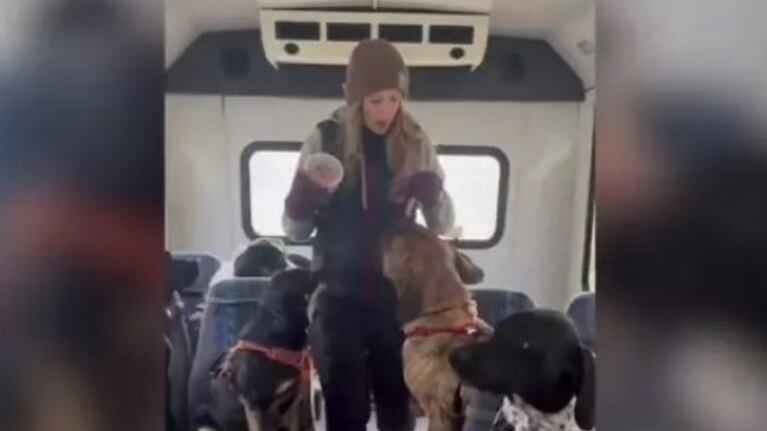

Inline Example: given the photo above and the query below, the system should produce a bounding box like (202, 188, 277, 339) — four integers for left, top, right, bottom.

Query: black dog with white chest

(450, 309, 595, 431)
(210, 268, 320, 431)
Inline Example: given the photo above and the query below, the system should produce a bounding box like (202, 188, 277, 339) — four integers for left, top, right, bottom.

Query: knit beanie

(344, 39, 409, 104)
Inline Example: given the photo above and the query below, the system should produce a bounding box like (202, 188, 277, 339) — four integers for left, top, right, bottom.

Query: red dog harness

(218, 339, 312, 386)
(219, 340, 313, 426)
(405, 321, 480, 338)
(230, 339, 310, 371)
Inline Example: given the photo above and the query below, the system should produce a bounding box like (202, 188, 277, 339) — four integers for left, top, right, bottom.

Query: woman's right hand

(285, 153, 343, 221)
(284, 170, 333, 221)
(304, 153, 344, 190)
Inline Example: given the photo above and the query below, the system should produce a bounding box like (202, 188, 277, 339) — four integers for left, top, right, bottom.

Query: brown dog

(382, 223, 493, 431)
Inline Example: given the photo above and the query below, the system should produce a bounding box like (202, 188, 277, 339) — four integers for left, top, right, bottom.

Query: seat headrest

(472, 289, 536, 327)
(171, 252, 221, 293)
(206, 277, 271, 304)
(566, 292, 596, 352)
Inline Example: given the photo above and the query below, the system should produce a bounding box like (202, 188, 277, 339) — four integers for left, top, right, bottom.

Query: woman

(282, 39, 455, 431)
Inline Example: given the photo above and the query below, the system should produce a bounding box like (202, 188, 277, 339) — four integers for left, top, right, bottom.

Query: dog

(382, 222, 493, 431)
(234, 238, 291, 278)
(449, 309, 595, 431)
(211, 268, 320, 431)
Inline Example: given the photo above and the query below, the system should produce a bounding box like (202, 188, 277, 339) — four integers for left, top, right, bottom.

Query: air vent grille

(429, 25, 474, 44)
(275, 21, 320, 40)
(327, 23, 371, 41)
(380, 24, 423, 43)
(261, 10, 489, 69)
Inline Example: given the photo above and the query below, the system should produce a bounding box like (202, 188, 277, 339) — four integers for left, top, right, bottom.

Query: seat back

(171, 253, 222, 354)
(566, 291, 596, 352)
(166, 292, 192, 431)
(472, 288, 536, 327)
(187, 277, 270, 426)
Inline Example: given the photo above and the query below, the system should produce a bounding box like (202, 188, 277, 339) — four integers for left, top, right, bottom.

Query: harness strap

(231, 339, 309, 371)
(420, 300, 478, 320)
(216, 340, 313, 428)
(404, 300, 481, 338)
(404, 321, 479, 338)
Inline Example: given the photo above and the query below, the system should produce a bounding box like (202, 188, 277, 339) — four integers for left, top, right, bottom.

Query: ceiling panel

(181, 0, 591, 36)
(377, 0, 493, 14)
(170, 0, 595, 82)
(259, 0, 371, 8)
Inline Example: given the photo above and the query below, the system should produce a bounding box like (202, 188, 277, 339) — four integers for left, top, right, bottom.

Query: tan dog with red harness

(382, 223, 493, 431)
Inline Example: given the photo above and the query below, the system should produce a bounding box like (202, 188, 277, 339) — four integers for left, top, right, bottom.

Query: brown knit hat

(344, 39, 409, 105)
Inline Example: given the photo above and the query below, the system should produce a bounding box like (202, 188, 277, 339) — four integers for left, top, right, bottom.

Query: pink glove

(284, 170, 332, 220)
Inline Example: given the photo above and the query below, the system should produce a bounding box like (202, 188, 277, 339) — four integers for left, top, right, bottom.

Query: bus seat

(566, 291, 596, 353)
(172, 253, 222, 354)
(188, 277, 269, 427)
(472, 289, 536, 327)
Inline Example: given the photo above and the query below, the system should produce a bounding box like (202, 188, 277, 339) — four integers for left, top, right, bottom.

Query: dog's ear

(454, 250, 484, 285)
(309, 268, 324, 284)
(305, 269, 325, 294)
(574, 347, 595, 430)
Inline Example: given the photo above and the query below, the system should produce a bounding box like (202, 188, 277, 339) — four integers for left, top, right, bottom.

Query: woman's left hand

(390, 170, 443, 208)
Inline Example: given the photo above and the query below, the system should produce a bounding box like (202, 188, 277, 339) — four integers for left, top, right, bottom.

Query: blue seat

(472, 289, 536, 327)
(187, 277, 270, 427)
(166, 292, 193, 431)
(171, 253, 222, 354)
(566, 291, 596, 352)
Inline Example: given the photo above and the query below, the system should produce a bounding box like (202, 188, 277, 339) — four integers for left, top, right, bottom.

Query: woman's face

(362, 88, 402, 135)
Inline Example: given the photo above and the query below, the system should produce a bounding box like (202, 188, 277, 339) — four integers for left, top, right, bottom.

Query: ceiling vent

(259, 9, 489, 69)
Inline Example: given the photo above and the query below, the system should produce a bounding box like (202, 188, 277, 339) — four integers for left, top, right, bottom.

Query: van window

(241, 142, 508, 248)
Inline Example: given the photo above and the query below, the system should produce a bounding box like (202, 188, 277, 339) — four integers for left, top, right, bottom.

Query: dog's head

(381, 223, 484, 323)
(449, 309, 595, 430)
(260, 268, 322, 337)
(382, 223, 465, 322)
(234, 238, 289, 278)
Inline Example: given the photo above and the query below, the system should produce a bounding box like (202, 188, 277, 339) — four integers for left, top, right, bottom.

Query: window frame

(240, 141, 509, 249)
(580, 129, 596, 292)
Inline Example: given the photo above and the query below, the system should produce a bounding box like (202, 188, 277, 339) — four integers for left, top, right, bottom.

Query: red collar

(404, 321, 479, 338)
(231, 339, 310, 372)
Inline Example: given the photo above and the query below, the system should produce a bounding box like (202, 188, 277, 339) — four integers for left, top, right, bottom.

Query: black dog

(210, 268, 320, 431)
(450, 309, 595, 431)
(235, 238, 290, 278)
